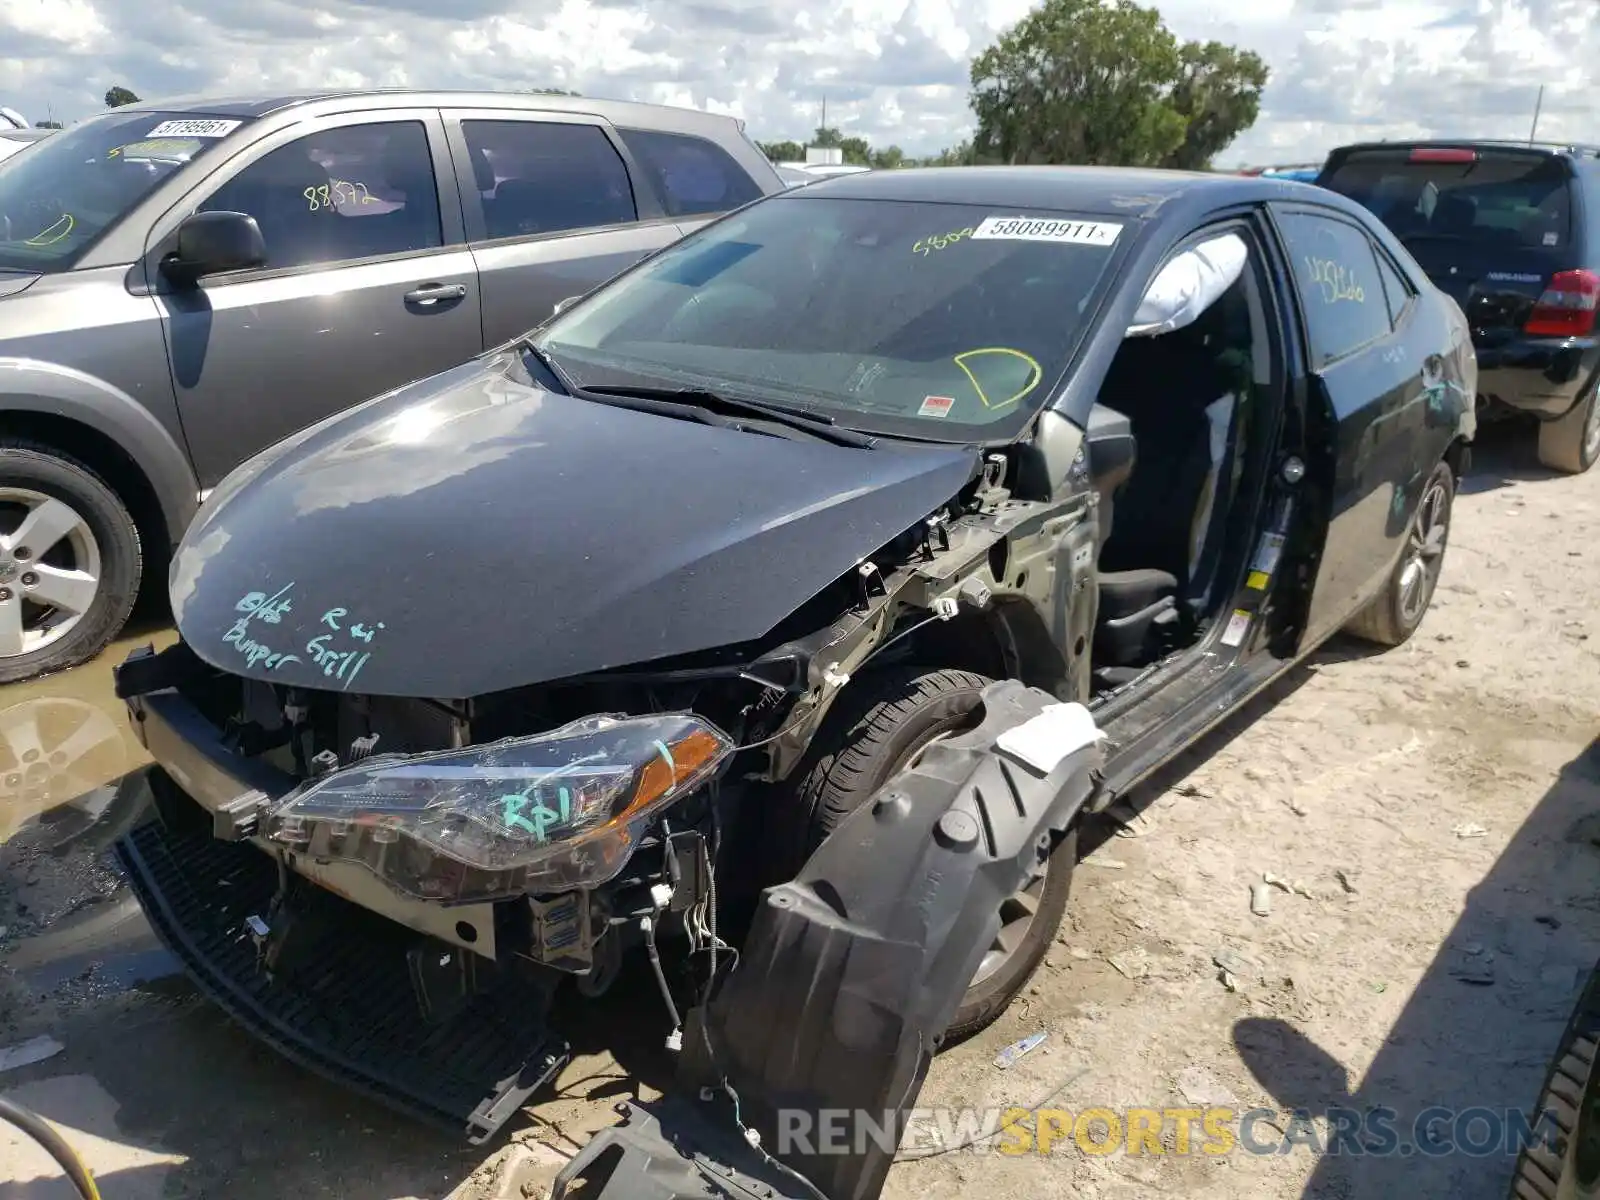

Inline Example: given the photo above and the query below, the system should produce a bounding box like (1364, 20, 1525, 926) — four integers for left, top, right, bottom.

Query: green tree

(968, 0, 1265, 168)
(810, 125, 843, 148)
(104, 86, 141, 108)
(869, 145, 905, 169)
(35, 120, 63, 129)
(923, 141, 980, 167)
(1162, 41, 1269, 169)
(757, 139, 805, 161)
(528, 87, 580, 95)
(837, 135, 871, 166)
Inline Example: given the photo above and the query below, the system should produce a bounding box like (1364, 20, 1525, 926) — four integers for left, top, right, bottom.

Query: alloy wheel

(0, 488, 102, 660)
(1396, 477, 1449, 627)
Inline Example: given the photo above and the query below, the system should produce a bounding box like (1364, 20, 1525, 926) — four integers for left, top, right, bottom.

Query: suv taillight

(1525, 269, 1600, 338)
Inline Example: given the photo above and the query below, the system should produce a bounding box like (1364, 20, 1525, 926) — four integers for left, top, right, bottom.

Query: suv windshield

(0, 111, 249, 273)
(536, 194, 1125, 440)
(1320, 148, 1574, 252)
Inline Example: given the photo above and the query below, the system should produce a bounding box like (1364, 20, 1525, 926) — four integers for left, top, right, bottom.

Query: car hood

(0, 271, 40, 301)
(170, 352, 979, 698)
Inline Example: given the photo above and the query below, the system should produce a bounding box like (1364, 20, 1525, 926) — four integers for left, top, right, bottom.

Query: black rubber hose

(0, 1095, 102, 1200)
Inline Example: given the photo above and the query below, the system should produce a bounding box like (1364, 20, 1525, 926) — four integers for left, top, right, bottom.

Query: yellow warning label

(1246, 570, 1270, 591)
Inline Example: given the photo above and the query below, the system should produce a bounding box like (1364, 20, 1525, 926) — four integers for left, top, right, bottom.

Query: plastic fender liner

(552, 679, 1104, 1200)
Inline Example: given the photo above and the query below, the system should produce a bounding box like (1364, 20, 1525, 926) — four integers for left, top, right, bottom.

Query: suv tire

(1508, 958, 1600, 1198)
(1537, 386, 1600, 474)
(0, 440, 142, 684)
(777, 665, 1076, 1040)
(1345, 458, 1454, 647)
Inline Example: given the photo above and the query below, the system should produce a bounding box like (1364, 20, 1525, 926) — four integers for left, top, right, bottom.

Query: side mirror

(161, 211, 266, 285)
(552, 295, 581, 316)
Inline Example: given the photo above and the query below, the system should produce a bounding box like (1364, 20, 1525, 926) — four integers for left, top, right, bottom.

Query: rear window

(1320, 150, 1574, 251)
(616, 128, 764, 217)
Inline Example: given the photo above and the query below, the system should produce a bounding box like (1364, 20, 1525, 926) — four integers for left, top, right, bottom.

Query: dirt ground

(2, 425, 1598, 1200)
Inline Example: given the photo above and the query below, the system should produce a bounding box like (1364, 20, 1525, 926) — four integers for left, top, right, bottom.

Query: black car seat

(1092, 326, 1236, 666)
(1431, 193, 1477, 237)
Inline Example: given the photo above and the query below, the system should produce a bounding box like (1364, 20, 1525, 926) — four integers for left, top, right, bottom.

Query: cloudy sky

(0, 0, 1590, 166)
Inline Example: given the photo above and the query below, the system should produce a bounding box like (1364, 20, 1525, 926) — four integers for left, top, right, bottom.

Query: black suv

(1317, 140, 1600, 472)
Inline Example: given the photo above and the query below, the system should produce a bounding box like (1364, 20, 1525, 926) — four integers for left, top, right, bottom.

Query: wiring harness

(0, 1095, 102, 1200)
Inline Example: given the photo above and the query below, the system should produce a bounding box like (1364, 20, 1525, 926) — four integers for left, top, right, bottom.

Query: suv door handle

(404, 283, 467, 305)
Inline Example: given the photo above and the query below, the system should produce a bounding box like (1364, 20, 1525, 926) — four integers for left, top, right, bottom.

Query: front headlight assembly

(263, 712, 732, 903)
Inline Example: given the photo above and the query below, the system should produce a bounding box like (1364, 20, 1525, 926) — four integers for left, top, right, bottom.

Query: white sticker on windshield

(145, 119, 241, 138)
(1544, 231, 1559, 246)
(971, 216, 1122, 246)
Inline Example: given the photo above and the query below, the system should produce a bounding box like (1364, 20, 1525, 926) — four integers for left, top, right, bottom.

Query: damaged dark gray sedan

(112, 167, 1475, 1156)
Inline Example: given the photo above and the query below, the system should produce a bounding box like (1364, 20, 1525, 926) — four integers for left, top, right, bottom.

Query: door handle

(404, 283, 467, 305)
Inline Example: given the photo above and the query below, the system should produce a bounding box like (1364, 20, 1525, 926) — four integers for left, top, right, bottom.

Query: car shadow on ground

(1079, 664, 1318, 858)
(1457, 421, 1565, 496)
(1233, 737, 1600, 1199)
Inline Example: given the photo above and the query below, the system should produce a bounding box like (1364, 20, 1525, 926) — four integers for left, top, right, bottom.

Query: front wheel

(777, 666, 1077, 1041)
(1537, 387, 1600, 474)
(0, 441, 143, 685)
(1344, 458, 1454, 648)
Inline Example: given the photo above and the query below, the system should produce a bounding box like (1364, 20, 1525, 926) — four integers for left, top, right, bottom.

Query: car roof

(793, 165, 1308, 220)
(0, 128, 50, 141)
(108, 89, 745, 134)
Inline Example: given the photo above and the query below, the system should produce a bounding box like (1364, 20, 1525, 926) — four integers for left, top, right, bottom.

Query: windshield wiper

(516, 337, 581, 394)
(578, 384, 877, 449)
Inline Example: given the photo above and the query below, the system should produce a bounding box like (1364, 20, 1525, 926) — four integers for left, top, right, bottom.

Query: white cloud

(0, 0, 1591, 164)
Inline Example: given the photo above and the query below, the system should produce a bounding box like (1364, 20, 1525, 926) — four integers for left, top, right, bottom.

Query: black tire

(776, 666, 1076, 1041)
(0, 440, 142, 685)
(1344, 458, 1455, 648)
(1509, 959, 1600, 1199)
(1537, 386, 1600, 474)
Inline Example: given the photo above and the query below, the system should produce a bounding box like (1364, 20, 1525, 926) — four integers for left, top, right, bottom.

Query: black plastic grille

(116, 793, 567, 1143)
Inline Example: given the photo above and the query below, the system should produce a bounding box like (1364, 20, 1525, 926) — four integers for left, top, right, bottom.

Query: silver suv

(0, 91, 783, 683)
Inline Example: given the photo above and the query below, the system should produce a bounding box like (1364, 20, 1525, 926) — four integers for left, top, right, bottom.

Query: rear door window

(201, 121, 442, 270)
(1276, 210, 1393, 366)
(1374, 249, 1415, 327)
(616, 128, 763, 217)
(461, 120, 637, 240)
(1320, 149, 1575, 252)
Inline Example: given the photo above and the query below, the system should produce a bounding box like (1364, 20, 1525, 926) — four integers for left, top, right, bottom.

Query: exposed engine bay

(114, 446, 1106, 1140)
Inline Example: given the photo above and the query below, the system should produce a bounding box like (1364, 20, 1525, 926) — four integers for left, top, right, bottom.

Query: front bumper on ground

(113, 644, 568, 1144)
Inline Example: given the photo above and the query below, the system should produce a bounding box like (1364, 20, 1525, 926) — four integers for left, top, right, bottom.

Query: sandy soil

(2, 426, 1598, 1200)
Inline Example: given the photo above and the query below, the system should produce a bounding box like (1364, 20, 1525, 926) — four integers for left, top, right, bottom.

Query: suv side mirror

(162, 211, 266, 285)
